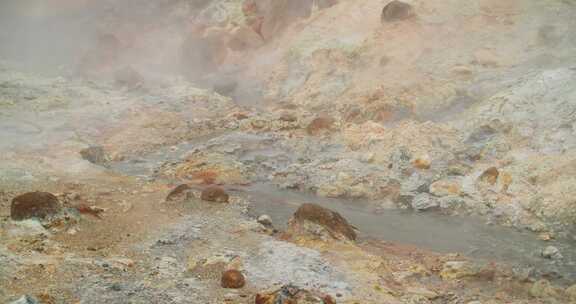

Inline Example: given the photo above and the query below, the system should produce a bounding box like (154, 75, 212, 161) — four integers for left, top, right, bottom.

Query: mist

(2, 1, 576, 303)
(0, 1, 104, 70)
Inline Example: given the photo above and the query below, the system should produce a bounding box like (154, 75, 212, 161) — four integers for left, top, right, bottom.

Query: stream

(110, 134, 576, 285)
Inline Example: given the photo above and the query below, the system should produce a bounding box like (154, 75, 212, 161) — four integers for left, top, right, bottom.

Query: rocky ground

(2, 0, 576, 303)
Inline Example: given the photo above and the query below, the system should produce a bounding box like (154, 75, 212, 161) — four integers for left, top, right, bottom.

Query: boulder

(381, 1, 414, 23)
(200, 186, 230, 203)
(165, 184, 191, 202)
(306, 116, 335, 136)
(11, 192, 62, 221)
(541, 246, 562, 260)
(221, 269, 246, 288)
(288, 203, 356, 241)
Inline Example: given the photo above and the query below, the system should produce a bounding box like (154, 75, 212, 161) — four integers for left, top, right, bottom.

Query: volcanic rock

(288, 203, 356, 241)
(381, 1, 414, 23)
(165, 184, 191, 202)
(541, 246, 562, 260)
(11, 192, 62, 221)
(306, 116, 335, 136)
(200, 186, 230, 203)
(221, 269, 246, 289)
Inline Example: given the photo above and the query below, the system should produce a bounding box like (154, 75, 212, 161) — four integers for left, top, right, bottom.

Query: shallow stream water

(110, 135, 576, 284)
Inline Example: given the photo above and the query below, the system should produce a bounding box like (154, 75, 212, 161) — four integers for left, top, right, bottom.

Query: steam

(0, 0, 323, 108)
(0, 1, 188, 73)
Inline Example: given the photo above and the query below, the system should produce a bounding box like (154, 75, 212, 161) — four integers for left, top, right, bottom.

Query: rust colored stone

(323, 295, 336, 304)
(221, 269, 246, 288)
(306, 116, 335, 135)
(201, 186, 229, 203)
(166, 184, 191, 202)
(293, 203, 356, 241)
(11, 192, 62, 221)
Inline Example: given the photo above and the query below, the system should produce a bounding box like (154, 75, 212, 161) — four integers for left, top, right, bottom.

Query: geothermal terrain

(2, 0, 576, 303)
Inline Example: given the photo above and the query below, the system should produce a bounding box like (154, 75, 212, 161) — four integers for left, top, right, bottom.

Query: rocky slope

(2, 0, 576, 303)
(193, 0, 576, 235)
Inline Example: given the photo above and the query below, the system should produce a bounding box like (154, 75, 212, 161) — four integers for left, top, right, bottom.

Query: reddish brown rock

(165, 184, 191, 202)
(255, 293, 270, 304)
(11, 192, 62, 221)
(306, 116, 335, 136)
(381, 1, 414, 23)
(221, 269, 246, 288)
(200, 186, 230, 203)
(323, 295, 336, 304)
(479, 167, 499, 185)
(290, 203, 356, 241)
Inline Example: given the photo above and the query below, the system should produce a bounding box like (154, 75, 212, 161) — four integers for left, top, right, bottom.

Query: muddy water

(241, 184, 576, 279)
(110, 137, 576, 284)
